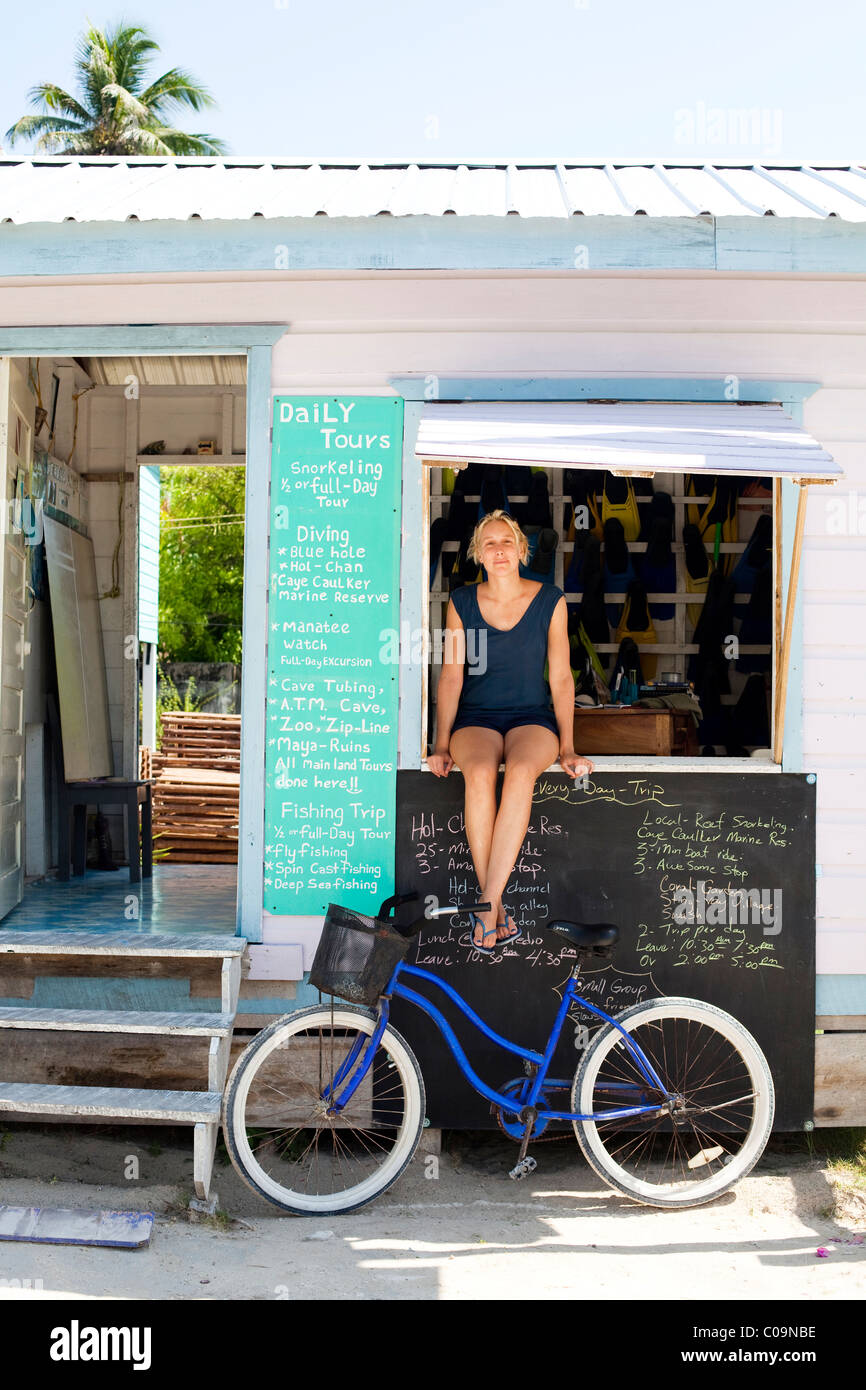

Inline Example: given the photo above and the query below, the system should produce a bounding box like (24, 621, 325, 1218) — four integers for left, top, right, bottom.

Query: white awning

(415, 401, 842, 484)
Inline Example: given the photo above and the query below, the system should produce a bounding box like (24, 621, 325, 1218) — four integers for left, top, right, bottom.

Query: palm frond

(139, 69, 217, 114)
(5, 114, 87, 147)
(101, 82, 150, 124)
(103, 23, 160, 94)
(10, 21, 226, 156)
(27, 84, 92, 124)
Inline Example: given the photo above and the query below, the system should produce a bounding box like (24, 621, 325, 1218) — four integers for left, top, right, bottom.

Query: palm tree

(6, 22, 227, 155)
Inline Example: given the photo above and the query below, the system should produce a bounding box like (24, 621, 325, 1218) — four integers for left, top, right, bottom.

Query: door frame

(0, 325, 285, 942)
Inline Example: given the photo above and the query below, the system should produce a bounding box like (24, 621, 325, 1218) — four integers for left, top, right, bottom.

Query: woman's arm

(427, 597, 465, 777)
(547, 596, 593, 780)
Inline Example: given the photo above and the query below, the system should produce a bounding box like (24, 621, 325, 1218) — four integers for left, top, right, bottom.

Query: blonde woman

(427, 509, 594, 954)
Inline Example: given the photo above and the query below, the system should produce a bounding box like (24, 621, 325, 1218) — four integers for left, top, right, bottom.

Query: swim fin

(683, 522, 711, 630)
(602, 472, 641, 542)
(615, 580, 658, 680)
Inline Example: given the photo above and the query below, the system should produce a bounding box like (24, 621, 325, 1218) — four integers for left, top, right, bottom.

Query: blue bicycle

(223, 891, 775, 1215)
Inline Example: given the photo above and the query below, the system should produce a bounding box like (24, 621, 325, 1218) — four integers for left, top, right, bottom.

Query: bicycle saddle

(544, 920, 619, 949)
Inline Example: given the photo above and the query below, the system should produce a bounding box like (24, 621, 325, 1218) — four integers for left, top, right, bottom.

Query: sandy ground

(0, 1124, 863, 1302)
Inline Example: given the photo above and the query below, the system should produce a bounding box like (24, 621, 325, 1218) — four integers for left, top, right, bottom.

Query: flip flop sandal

(470, 911, 498, 955)
(497, 904, 523, 943)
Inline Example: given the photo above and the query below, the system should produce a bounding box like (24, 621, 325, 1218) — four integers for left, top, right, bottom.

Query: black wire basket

(310, 903, 412, 1006)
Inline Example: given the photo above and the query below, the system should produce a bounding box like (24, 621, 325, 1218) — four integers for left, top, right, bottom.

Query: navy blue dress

(448, 581, 563, 737)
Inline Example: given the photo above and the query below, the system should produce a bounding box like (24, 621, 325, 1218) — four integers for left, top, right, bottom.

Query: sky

(1, 0, 864, 163)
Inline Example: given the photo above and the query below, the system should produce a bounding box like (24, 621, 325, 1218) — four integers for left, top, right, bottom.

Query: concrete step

(0, 1082, 222, 1123)
(0, 930, 245, 958)
(0, 1007, 235, 1036)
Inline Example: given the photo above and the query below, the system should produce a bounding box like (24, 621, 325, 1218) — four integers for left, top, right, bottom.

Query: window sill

(420, 751, 781, 775)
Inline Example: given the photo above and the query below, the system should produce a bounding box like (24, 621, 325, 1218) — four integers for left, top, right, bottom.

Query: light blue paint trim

(816, 976, 866, 1016)
(236, 344, 271, 944)
(715, 217, 866, 273)
(4, 215, 866, 277)
(0, 325, 285, 354)
(399, 401, 424, 771)
(0, 216, 713, 276)
(392, 376, 822, 403)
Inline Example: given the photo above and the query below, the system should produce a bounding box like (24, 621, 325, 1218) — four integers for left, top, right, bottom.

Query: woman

(427, 508, 594, 953)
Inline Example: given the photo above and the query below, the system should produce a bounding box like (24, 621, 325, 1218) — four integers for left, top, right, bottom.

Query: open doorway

(0, 351, 248, 935)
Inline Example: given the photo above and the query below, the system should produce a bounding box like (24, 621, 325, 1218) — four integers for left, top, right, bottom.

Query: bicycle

(222, 891, 775, 1215)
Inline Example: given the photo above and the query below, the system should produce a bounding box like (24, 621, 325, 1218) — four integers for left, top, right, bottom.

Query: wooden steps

(0, 1008, 234, 1035)
(0, 1083, 222, 1123)
(0, 929, 246, 1201)
(151, 714, 240, 863)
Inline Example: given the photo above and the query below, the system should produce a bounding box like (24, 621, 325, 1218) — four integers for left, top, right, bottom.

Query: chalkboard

(391, 771, 815, 1130)
(263, 397, 403, 916)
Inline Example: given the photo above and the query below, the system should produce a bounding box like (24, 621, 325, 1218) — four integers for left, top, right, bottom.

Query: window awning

(415, 402, 842, 484)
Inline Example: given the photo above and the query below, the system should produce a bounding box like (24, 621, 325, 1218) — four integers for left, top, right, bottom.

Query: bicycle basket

(310, 903, 412, 1006)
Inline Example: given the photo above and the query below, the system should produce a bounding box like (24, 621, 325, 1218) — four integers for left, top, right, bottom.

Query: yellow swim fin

(602, 473, 641, 542)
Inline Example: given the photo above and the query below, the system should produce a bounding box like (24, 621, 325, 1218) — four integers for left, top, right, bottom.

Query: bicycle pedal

(508, 1156, 537, 1181)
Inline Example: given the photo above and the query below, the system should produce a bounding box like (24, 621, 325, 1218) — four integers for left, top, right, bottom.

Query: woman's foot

(496, 903, 520, 942)
(471, 907, 498, 953)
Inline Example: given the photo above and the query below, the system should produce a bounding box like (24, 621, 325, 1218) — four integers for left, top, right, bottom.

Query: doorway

(0, 344, 261, 938)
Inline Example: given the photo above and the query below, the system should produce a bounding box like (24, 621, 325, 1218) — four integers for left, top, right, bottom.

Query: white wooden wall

(9, 274, 864, 976)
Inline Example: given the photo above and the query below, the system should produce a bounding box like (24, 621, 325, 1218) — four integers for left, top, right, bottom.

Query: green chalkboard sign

(264, 397, 404, 916)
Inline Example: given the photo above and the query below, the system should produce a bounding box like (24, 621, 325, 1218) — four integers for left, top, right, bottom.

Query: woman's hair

(468, 508, 530, 564)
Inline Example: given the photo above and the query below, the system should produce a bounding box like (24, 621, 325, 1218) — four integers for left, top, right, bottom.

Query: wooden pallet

(151, 716, 241, 863)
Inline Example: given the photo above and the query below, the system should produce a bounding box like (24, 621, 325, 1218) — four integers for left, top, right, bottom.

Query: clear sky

(1, 0, 863, 162)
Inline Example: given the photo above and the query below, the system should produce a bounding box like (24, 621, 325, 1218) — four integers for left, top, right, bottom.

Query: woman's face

(477, 522, 522, 573)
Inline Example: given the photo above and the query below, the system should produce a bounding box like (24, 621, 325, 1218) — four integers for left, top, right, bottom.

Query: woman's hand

(427, 749, 454, 778)
(559, 748, 593, 780)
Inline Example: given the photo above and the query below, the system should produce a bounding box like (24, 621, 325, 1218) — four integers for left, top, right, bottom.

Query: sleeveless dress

(448, 581, 563, 737)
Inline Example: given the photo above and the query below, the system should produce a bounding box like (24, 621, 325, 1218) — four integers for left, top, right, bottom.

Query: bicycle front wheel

(222, 1003, 425, 1215)
(572, 997, 774, 1209)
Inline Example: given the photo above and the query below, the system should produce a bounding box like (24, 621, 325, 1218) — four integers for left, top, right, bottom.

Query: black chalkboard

(391, 771, 815, 1130)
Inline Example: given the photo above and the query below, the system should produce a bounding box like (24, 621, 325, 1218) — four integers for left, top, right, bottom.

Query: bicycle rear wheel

(222, 1003, 425, 1215)
(572, 997, 774, 1209)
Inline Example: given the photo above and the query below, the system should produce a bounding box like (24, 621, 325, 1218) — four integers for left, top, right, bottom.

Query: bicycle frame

(325, 960, 671, 1125)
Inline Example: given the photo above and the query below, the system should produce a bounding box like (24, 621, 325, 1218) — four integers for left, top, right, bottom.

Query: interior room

(0, 352, 247, 937)
(426, 461, 776, 763)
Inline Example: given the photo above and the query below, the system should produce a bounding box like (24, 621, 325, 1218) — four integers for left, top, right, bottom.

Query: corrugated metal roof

(2, 158, 866, 224)
(81, 355, 246, 386)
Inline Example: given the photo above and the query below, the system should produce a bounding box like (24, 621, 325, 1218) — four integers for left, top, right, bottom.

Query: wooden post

(773, 485, 808, 765)
(772, 479, 783, 761)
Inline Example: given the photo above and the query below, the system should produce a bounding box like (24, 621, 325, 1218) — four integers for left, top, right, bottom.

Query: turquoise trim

(0, 325, 284, 354)
(816, 976, 866, 1017)
(3, 215, 866, 277)
(236, 345, 272, 943)
(392, 376, 822, 403)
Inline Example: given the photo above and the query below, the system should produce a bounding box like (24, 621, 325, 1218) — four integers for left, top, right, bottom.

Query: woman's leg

(449, 726, 504, 947)
(476, 723, 560, 942)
